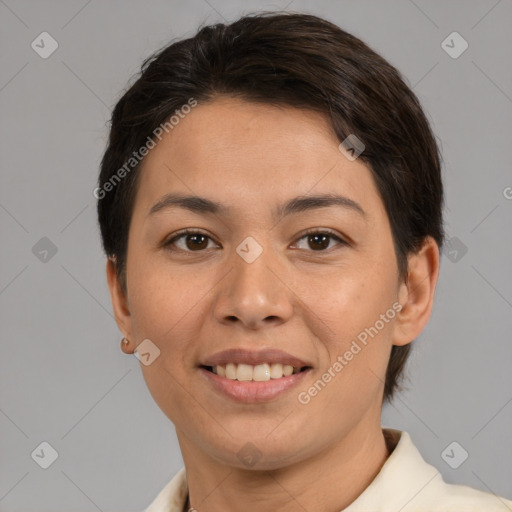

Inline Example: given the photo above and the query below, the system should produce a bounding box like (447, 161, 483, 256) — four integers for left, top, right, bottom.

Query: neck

(178, 421, 390, 512)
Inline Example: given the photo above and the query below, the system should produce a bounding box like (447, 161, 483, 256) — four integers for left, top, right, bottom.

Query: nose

(212, 243, 294, 330)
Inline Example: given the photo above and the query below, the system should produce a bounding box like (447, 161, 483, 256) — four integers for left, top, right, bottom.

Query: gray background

(1, 0, 511, 510)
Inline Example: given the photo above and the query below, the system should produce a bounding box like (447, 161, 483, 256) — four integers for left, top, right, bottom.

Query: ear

(393, 236, 440, 346)
(106, 258, 133, 354)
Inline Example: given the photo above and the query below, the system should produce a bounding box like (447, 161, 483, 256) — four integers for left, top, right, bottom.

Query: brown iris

(307, 233, 331, 250)
(185, 233, 209, 250)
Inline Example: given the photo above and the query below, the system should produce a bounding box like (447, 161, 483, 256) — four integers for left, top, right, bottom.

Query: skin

(106, 96, 439, 512)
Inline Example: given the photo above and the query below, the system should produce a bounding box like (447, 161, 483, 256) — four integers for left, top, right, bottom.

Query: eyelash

(163, 228, 348, 253)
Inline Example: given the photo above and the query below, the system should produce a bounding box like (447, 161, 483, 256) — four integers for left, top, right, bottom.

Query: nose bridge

(213, 235, 294, 328)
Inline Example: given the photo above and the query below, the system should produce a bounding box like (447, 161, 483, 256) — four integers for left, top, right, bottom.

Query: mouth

(198, 348, 313, 402)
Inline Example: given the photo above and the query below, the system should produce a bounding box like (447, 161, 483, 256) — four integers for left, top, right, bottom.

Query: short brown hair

(97, 12, 444, 402)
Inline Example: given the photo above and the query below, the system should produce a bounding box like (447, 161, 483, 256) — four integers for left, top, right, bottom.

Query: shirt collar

(342, 428, 441, 511)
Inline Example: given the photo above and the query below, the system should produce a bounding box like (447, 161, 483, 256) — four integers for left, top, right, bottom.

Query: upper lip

(200, 348, 312, 368)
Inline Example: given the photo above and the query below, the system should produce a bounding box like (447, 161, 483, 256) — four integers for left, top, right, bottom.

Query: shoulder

(426, 479, 512, 511)
(386, 429, 512, 511)
(345, 429, 512, 511)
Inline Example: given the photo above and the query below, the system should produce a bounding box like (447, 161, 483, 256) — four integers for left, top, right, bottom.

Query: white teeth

(253, 363, 271, 381)
(236, 364, 253, 381)
(270, 363, 283, 379)
(226, 363, 237, 379)
(283, 365, 293, 376)
(213, 363, 300, 381)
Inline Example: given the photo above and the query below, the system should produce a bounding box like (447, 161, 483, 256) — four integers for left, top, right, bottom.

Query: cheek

(127, 251, 207, 336)
(303, 258, 397, 342)
(127, 254, 220, 383)
(129, 267, 207, 419)
(299, 316, 393, 436)
(298, 249, 398, 402)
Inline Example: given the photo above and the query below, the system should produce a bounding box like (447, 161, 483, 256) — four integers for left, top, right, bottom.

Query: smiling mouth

(202, 363, 312, 382)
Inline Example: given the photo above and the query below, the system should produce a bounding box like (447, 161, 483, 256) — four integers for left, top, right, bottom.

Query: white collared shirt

(144, 428, 512, 512)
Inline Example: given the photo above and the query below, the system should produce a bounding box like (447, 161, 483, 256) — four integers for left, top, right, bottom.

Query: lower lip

(199, 367, 311, 403)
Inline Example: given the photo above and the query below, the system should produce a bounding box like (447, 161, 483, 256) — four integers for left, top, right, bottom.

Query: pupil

(187, 234, 207, 250)
(309, 234, 329, 250)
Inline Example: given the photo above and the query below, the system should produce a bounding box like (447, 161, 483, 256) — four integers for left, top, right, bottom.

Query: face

(109, 97, 422, 469)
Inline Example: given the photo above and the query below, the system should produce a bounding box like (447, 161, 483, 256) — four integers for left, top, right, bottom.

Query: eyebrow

(147, 192, 366, 220)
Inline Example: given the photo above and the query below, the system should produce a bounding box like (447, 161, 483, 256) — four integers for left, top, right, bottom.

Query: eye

(293, 229, 347, 251)
(163, 228, 347, 253)
(163, 229, 219, 252)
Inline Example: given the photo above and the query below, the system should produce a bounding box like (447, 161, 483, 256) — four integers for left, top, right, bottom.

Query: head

(98, 12, 443, 467)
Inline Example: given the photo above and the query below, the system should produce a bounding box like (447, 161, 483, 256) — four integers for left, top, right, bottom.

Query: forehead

(132, 97, 382, 220)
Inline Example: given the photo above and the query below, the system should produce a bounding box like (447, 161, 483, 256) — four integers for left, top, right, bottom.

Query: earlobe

(106, 257, 133, 346)
(392, 237, 440, 347)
